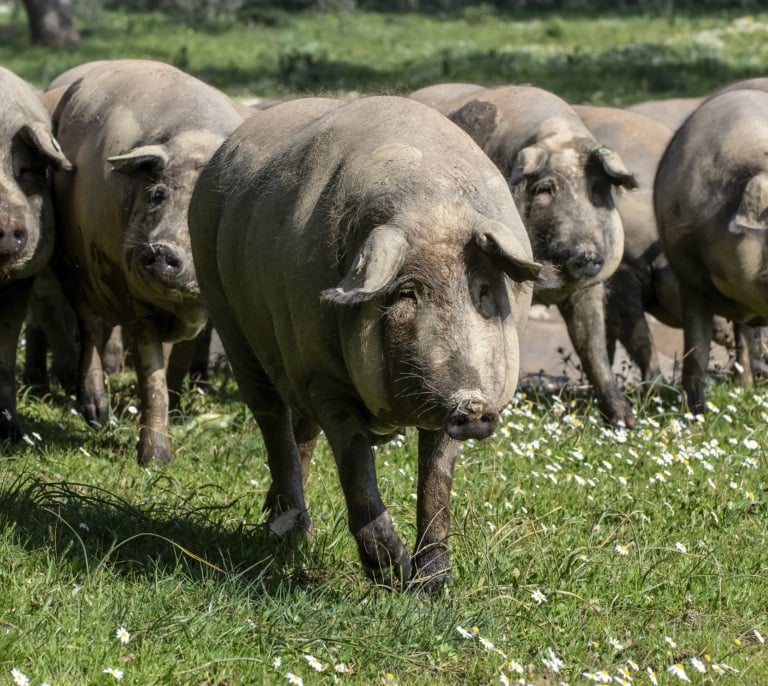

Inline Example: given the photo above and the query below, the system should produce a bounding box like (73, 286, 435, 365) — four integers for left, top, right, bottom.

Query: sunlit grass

(2, 370, 766, 684)
(3, 8, 768, 102)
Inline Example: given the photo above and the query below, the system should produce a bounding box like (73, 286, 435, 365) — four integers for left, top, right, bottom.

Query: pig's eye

(148, 184, 168, 207)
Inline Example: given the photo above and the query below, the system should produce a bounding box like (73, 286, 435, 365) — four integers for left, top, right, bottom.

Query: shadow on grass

(0, 471, 330, 594)
(189, 40, 762, 101)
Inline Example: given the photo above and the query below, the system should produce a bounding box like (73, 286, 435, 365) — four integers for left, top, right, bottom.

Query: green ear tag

(598, 147, 614, 156)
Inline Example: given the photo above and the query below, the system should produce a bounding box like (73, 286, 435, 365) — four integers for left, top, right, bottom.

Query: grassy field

(2, 375, 766, 684)
(1, 5, 768, 686)
(2, 6, 768, 102)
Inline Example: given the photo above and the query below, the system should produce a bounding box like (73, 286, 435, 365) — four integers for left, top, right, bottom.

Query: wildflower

(542, 647, 563, 673)
(103, 667, 124, 680)
(664, 636, 677, 648)
(11, 669, 29, 686)
(667, 663, 691, 682)
(647, 666, 659, 685)
(22, 434, 35, 446)
(609, 637, 624, 651)
(303, 654, 326, 672)
(734, 637, 742, 646)
(380, 673, 398, 685)
(272, 656, 282, 669)
(286, 673, 303, 686)
(690, 656, 706, 673)
(711, 662, 738, 674)
(615, 543, 629, 556)
(500, 672, 510, 686)
(745, 491, 756, 502)
(115, 626, 130, 644)
(334, 663, 353, 674)
(508, 660, 524, 674)
(479, 636, 496, 651)
(754, 629, 765, 644)
(456, 625, 474, 639)
(675, 542, 688, 554)
(127, 405, 139, 415)
(626, 659, 639, 671)
(531, 588, 547, 604)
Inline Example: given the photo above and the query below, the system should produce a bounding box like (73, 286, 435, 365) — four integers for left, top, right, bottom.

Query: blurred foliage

(82, 0, 768, 26)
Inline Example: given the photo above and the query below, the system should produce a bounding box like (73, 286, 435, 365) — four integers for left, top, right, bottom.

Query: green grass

(2, 6, 768, 685)
(2, 372, 767, 684)
(3, 7, 768, 102)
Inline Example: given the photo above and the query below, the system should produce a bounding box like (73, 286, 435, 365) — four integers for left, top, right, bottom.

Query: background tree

(21, 0, 80, 46)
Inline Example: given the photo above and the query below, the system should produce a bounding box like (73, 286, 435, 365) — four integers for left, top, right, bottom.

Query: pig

(0, 67, 72, 440)
(654, 87, 768, 412)
(23, 265, 80, 395)
(575, 104, 765, 385)
(45, 59, 246, 465)
(188, 95, 543, 591)
(411, 84, 638, 427)
(573, 104, 677, 380)
(626, 96, 704, 131)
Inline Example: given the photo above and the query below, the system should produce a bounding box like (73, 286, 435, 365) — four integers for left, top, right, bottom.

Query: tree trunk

(21, 0, 80, 47)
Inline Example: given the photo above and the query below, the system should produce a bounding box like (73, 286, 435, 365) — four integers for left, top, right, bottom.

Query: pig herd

(2, 58, 768, 590)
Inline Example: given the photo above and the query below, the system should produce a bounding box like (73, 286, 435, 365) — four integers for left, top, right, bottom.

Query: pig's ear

(448, 99, 498, 149)
(108, 145, 169, 174)
(321, 225, 408, 306)
(592, 146, 637, 190)
(509, 145, 548, 185)
(19, 122, 73, 171)
(473, 221, 542, 283)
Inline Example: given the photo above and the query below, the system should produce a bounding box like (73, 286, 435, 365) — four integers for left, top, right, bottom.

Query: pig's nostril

(444, 401, 499, 441)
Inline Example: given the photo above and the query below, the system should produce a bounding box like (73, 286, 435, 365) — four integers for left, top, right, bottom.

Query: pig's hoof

(82, 398, 109, 429)
(410, 544, 451, 595)
(137, 436, 172, 467)
(355, 512, 411, 587)
(601, 398, 636, 430)
(264, 486, 313, 539)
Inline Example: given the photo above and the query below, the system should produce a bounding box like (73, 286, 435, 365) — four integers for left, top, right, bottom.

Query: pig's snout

(566, 250, 604, 279)
(0, 225, 27, 259)
(444, 395, 499, 441)
(139, 243, 184, 283)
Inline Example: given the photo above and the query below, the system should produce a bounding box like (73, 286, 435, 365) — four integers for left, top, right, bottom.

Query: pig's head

(108, 130, 219, 333)
(450, 101, 636, 305)
(507, 137, 636, 303)
(0, 121, 72, 285)
(322, 213, 541, 440)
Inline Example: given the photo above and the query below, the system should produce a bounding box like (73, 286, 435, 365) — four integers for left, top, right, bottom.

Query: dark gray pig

(411, 84, 638, 427)
(189, 96, 543, 591)
(655, 87, 768, 411)
(0, 67, 71, 440)
(45, 59, 245, 465)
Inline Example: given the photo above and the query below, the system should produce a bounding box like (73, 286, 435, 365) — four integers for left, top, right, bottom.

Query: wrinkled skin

(0, 67, 72, 440)
(45, 59, 245, 465)
(189, 96, 543, 591)
(411, 84, 637, 427)
(655, 88, 768, 412)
